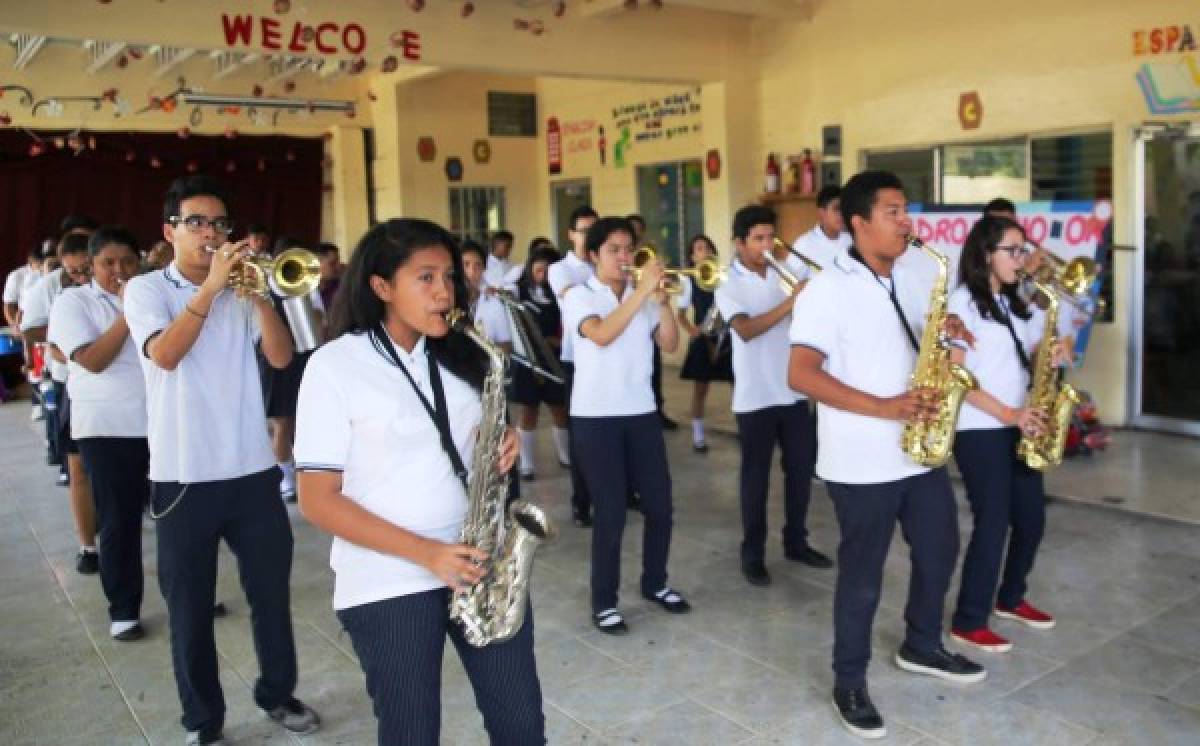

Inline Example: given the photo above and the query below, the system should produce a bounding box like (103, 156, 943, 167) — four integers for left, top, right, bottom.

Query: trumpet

(209, 245, 322, 299)
(626, 246, 724, 294)
(773, 237, 822, 274)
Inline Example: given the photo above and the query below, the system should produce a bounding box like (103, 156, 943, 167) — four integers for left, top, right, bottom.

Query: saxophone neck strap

(993, 297, 1034, 378)
(850, 247, 920, 353)
(370, 325, 469, 490)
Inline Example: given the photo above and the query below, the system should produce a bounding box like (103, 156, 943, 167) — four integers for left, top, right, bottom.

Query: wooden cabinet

(760, 192, 818, 244)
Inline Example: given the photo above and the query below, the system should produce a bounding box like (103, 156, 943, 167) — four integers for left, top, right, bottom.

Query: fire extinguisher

(547, 117, 562, 175)
(764, 153, 781, 194)
(800, 148, 816, 195)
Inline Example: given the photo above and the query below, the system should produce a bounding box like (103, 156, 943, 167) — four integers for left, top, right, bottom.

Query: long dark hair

(329, 218, 487, 389)
(517, 245, 560, 298)
(685, 233, 717, 267)
(959, 215, 1031, 322)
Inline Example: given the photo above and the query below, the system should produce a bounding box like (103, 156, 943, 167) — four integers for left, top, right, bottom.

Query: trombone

(764, 238, 821, 294)
(1023, 248, 1101, 314)
(626, 246, 724, 294)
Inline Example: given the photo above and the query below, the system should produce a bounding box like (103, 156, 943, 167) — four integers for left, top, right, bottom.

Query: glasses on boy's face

(63, 264, 91, 279)
(169, 215, 234, 235)
(995, 244, 1032, 259)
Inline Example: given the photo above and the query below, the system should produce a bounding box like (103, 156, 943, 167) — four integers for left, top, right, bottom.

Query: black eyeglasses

(169, 215, 234, 235)
(994, 243, 1032, 259)
(63, 265, 92, 278)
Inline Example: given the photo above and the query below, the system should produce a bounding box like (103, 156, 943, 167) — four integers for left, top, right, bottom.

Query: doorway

(635, 159, 705, 266)
(1133, 124, 1200, 435)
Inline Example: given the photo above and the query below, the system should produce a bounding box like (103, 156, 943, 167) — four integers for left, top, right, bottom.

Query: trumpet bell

(269, 247, 322, 298)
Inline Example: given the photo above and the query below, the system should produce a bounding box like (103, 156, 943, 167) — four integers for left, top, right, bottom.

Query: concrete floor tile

(1048, 633, 1200, 696)
(1008, 667, 1185, 734)
(604, 699, 757, 744)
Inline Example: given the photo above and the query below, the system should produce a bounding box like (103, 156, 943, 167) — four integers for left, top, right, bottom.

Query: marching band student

(124, 175, 319, 745)
(548, 205, 598, 526)
(460, 240, 512, 349)
(788, 171, 984, 739)
(23, 233, 98, 573)
(675, 234, 733, 453)
(510, 245, 571, 480)
(316, 242, 342, 311)
(792, 185, 853, 267)
(294, 218, 544, 745)
(483, 229, 517, 289)
(4, 244, 44, 329)
(627, 213, 677, 432)
(948, 216, 1062, 654)
(715, 207, 831, 588)
(562, 216, 690, 634)
(47, 227, 148, 640)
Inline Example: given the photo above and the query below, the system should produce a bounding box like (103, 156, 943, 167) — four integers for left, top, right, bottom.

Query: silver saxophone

(446, 309, 556, 647)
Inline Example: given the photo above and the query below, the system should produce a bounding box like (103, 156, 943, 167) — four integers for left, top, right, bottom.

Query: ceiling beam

(10, 33, 47, 70)
(150, 45, 196, 78)
(210, 50, 259, 80)
(83, 39, 127, 75)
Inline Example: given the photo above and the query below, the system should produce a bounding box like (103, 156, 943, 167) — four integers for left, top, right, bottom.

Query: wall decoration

(613, 126, 631, 168)
(1132, 25, 1197, 56)
(563, 118, 600, 165)
(1136, 56, 1200, 114)
(597, 125, 607, 165)
(220, 13, 368, 56)
(445, 156, 464, 182)
(417, 136, 436, 162)
(546, 116, 562, 174)
(472, 139, 491, 164)
(705, 148, 721, 180)
(610, 87, 702, 147)
(389, 30, 423, 61)
(957, 91, 982, 130)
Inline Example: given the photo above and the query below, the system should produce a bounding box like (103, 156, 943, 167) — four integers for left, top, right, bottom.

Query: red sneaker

(995, 600, 1056, 630)
(951, 627, 1013, 653)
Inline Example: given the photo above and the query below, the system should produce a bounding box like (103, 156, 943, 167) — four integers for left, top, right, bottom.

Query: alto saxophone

(900, 238, 979, 467)
(1016, 278, 1082, 470)
(446, 310, 556, 647)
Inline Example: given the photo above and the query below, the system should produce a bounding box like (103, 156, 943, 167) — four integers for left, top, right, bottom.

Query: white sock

(110, 620, 139, 636)
(517, 428, 536, 474)
(552, 426, 570, 466)
(279, 461, 296, 492)
(692, 418, 705, 445)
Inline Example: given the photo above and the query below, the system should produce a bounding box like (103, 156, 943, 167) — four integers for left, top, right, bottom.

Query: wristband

(184, 304, 208, 320)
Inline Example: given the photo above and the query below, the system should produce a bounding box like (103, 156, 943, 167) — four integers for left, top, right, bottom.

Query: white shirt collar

(164, 261, 199, 289)
(585, 274, 632, 301)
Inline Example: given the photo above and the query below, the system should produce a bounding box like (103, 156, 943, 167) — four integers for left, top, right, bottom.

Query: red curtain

(0, 130, 324, 276)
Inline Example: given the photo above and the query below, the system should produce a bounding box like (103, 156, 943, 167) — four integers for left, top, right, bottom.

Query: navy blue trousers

(337, 590, 545, 746)
(562, 362, 592, 514)
(826, 468, 959, 689)
(734, 401, 816, 563)
(77, 437, 148, 622)
(152, 467, 297, 738)
(952, 427, 1046, 631)
(572, 413, 673, 613)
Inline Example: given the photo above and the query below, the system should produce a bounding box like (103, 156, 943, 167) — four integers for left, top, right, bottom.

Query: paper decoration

(958, 91, 982, 130)
(417, 136, 437, 162)
(706, 149, 721, 179)
(445, 157, 464, 182)
(472, 139, 491, 164)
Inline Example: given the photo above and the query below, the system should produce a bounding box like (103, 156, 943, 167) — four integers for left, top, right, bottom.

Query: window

(448, 187, 506, 244)
(941, 139, 1027, 204)
(1031, 133, 1112, 201)
(487, 92, 537, 138)
(864, 149, 937, 204)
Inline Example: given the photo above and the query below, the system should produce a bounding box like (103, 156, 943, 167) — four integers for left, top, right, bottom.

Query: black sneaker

(643, 587, 691, 614)
(76, 549, 99, 575)
(593, 608, 629, 635)
(265, 697, 320, 735)
(626, 492, 642, 512)
(785, 544, 834, 569)
(741, 561, 771, 587)
(572, 508, 593, 528)
(894, 643, 987, 683)
(832, 686, 886, 739)
(660, 414, 679, 431)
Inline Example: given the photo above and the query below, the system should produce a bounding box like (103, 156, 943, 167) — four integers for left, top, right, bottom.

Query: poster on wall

(608, 87, 703, 168)
(546, 116, 562, 174)
(908, 200, 1113, 362)
(1131, 24, 1200, 115)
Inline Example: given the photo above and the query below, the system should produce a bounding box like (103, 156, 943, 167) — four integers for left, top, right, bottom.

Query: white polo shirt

(484, 254, 515, 290)
(949, 286, 1045, 431)
(789, 250, 933, 485)
(471, 292, 511, 345)
(561, 276, 660, 418)
(124, 263, 275, 483)
(3, 265, 40, 306)
(546, 252, 593, 362)
(294, 332, 481, 610)
(21, 268, 72, 382)
(716, 258, 809, 413)
(47, 282, 147, 439)
(792, 225, 852, 269)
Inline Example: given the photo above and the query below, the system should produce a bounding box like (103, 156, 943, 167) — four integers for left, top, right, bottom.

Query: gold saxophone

(1016, 277, 1082, 470)
(446, 310, 555, 647)
(900, 238, 979, 467)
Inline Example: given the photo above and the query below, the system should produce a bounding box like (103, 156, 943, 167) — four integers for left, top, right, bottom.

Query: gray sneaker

(265, 697, 321, 735)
